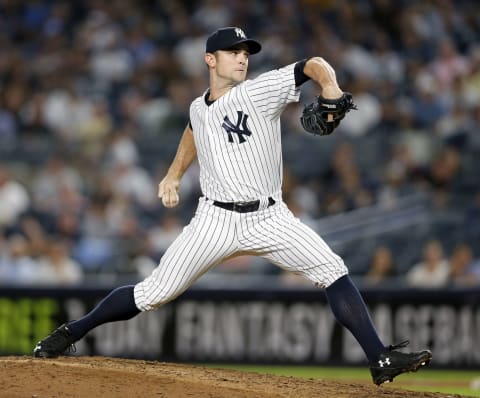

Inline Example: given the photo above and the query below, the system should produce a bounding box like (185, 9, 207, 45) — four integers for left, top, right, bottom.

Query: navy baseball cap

(206, 27, 261, 54)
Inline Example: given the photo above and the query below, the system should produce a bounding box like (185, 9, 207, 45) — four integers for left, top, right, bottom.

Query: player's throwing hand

(158, 176, 180, 208)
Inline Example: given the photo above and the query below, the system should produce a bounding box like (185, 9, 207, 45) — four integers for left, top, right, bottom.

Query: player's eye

(232, 50, 249, 58)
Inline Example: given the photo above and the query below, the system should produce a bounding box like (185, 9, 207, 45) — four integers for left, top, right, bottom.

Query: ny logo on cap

(235, 28, 246, 39)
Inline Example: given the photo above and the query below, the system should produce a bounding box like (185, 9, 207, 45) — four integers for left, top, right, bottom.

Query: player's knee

(315, 258, 349, 288)
(139, 292, 176, 311)
(134, 283, 180, 311)
(328, 261, 349, 284)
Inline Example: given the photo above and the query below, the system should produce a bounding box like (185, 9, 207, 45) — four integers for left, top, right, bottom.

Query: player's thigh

(135, 202, 236, 310)
(260, 205, 348, 287)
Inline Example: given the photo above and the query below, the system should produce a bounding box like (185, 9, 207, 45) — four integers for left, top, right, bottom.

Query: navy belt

(209, 197, 275, 213)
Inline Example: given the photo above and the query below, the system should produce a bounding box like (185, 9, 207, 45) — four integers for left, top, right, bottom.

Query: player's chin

(233, 71, 247, 82)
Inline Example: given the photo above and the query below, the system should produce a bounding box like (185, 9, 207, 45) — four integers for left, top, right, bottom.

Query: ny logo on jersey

(222, 111, 252, 143)
(235, 28, 246, 38)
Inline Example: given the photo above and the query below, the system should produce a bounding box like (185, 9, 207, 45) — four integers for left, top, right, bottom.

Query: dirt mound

(0, 356, 467, 398)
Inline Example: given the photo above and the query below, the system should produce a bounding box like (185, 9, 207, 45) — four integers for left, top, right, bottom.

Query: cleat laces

(387, 340, 409, 351)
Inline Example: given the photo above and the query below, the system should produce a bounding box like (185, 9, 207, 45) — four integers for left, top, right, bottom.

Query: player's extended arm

(300, 57, 356, 135)
(158, 124, 197, 208)
(303, 57, 343, 100)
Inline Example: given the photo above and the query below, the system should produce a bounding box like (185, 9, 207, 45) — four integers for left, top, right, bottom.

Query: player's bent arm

(167, 124, 197, 179)
(303, 57, 343, 99)
(158, 124, 197, 208)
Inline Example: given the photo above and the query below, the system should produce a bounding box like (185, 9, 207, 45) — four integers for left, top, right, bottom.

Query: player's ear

(205, 52, 216, 69)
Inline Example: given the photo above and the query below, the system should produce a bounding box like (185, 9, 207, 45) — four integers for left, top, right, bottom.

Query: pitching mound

(0, 356, 467, 398)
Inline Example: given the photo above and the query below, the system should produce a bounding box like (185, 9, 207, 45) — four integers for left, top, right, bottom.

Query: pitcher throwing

(34, 27, 431, 385)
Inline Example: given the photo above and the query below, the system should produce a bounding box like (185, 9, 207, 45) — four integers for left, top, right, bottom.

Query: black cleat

(33, 323, 77, 358)
(370, 340, 432, 385)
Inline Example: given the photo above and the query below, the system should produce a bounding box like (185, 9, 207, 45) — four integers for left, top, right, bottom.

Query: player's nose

(237, 51, 248, 63)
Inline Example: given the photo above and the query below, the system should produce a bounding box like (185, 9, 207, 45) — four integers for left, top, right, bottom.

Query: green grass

(205, 365, 480, 397)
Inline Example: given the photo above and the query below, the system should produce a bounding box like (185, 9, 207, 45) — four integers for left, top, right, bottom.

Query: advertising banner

(1, 287, 479, 367)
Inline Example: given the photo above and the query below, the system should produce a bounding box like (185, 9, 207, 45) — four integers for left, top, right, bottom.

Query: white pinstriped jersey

(189, 62, 300, 202)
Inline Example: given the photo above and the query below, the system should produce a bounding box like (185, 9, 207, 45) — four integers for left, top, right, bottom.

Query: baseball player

(34, 27, 431, 385)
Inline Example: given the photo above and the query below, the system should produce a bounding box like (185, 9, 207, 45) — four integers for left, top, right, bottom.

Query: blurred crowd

(1, 0, 480, 287)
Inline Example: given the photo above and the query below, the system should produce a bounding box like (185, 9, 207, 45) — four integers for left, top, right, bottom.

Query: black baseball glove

(300, 92, 357, 136)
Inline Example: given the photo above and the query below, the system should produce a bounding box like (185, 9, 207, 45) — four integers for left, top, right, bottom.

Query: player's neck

(208, 85, 234, 101)
(208, 76, 238, 101)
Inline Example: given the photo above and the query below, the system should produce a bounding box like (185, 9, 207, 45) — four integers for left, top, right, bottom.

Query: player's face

(213, 45, 249, 83)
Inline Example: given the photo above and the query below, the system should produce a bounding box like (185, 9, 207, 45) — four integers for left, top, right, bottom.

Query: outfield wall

(0, 286, 479, 368)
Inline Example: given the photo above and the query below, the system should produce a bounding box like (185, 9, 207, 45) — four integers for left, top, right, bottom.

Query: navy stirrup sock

(67, 285, 140, 341)
(325, 275, 385, 362)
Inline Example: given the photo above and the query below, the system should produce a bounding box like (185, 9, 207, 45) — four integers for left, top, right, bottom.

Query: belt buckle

(233, 201, 250, 212)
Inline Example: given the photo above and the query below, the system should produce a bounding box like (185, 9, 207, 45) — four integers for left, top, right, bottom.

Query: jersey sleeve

(294, 59, 310, 86)
(246, 62, 301, 120)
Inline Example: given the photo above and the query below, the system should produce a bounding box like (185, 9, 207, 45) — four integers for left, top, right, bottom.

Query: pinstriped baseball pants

(134, 197, 348, 311)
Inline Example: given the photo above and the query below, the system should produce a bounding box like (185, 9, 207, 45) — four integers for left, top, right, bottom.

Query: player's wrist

(166, 167, 183, 181)
(321, 84, 343, 99)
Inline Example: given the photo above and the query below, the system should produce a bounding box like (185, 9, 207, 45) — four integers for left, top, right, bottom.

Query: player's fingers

(163, 189, 179, 208)
(158, 177, 179, 207)
(327, 113, 334, 122)
(162, 192, 170, 207)
(158, 179, 173, 198)
(159, 182, 178, 207)
(158, 182, 165, 198)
